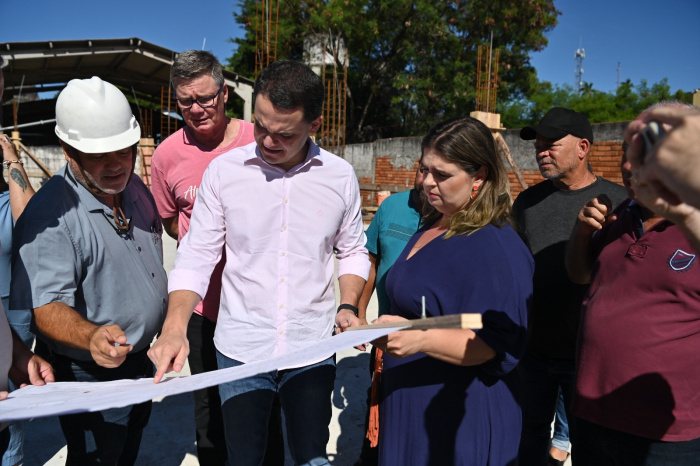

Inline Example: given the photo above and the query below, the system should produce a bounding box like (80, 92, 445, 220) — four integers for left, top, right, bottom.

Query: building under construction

(0, 38, 254, 187)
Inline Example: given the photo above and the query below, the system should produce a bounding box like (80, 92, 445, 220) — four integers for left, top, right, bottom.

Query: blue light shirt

(0, 191, 12, 301)
(10, 164, 168, 361)
(364, 189, 422, 316)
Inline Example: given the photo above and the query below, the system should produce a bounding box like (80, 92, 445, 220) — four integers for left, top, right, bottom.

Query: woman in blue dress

(373, 116, 534, 465)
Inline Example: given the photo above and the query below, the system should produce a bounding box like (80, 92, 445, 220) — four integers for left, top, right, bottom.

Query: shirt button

(283, 225, 287, 230)
(138, 247, 142, 252)
(151, 272, 155, 277)
(281, 251, 286, 256)
(278, 330, 284, 335)
(279, 304, 284, 309)
(280, 277, 285, 282)
(284, 198, 289, 203)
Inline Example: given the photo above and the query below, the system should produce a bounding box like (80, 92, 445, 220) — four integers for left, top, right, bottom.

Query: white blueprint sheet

(0, 325, 405, 423)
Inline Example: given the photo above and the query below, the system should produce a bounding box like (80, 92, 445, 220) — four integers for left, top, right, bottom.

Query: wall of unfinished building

(348, 121, 628, 206)
(16, 121, 628, 207)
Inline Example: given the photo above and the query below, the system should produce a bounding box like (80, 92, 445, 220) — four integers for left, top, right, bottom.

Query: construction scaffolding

(319, 37, 348, 158)
(255, 0, 280, 78)
(475, 43, 499, 114)
(471, 38, 527, 191)
(252, 3, 346, 156)
(160, 86, 179, 141)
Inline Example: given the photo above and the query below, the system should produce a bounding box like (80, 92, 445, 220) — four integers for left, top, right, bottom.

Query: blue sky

(530, 0, 699, 93)
(2, 0, 698, 95)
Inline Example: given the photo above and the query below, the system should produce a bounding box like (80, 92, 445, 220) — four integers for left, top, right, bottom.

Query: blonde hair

(421, 116, 512, 238)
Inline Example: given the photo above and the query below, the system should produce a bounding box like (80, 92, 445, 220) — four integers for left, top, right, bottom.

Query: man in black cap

(512, 107, 627, 465)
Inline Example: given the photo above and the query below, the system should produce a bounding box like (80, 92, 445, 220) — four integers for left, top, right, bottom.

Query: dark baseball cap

(520, 107, 594, 143)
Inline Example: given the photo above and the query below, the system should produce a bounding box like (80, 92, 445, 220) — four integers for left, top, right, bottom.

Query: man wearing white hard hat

(9, 76, 168, 465)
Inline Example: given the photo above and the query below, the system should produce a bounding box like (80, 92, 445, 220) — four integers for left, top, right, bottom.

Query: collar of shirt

(64, 164, 136, 211)
(246, 137, 325, 175)
(63, 164, 136, 234)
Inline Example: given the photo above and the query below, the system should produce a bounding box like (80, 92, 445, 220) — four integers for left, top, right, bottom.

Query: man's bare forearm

(33, 302, 99, 350)
(7, 163, 35, 221)
(161, 289, 202, 334)
(161, 216, 179, 241)
(338, 273, 366, 308)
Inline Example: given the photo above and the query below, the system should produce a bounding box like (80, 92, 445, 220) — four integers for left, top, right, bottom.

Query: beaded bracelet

(2, 160, 23, 169)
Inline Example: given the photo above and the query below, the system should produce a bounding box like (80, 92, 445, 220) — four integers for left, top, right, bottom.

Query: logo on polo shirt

(669, 249, 696, 271)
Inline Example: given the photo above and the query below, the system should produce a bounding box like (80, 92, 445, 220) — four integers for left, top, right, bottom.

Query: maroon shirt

(574, 199, 700, 441)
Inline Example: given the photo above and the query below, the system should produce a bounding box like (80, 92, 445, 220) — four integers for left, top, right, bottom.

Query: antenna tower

(574, 47, 585, 93)
(617, 62, 621, 90)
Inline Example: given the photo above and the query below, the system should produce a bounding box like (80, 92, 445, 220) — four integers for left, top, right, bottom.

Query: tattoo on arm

(10, 168, 27, 192)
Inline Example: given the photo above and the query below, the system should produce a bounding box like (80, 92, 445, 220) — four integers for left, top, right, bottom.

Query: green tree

(228, 0, 560, 142)
(499, 77, 692, 128)
(579, 81, 594, 97)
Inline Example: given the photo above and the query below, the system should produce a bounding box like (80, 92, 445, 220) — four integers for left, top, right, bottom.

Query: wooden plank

(358, 183, 411, 193)
(345, 313, 482, 331)
(494, 132, 528, 191)
(18, 141, 52, 178)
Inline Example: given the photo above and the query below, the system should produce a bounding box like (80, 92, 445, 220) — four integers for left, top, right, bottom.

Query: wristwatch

(337, 303, 359, 317)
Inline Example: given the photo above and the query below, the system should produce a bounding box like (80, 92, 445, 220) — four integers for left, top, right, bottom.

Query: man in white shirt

(149, 60, 369, 466)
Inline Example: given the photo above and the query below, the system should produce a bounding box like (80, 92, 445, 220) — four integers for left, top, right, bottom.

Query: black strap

(337, 303, 359, 317)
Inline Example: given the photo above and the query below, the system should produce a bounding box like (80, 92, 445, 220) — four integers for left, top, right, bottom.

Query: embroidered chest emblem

(669, 249, 696, 271)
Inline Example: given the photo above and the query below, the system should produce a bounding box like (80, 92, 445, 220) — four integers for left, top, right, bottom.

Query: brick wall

(589, 142, 624, 186)
(21, 124, 627, 206)
(361, 157, 420, 205)
(354, 136, 625, 206)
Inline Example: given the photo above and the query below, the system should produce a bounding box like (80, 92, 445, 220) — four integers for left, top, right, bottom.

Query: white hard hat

(55, 76, 141, 154)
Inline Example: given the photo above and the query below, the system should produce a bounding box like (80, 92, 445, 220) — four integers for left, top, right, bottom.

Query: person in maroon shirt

(566, 103, 700, 464)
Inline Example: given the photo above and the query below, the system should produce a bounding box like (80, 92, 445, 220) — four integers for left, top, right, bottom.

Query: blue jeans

(575, 417, 700, 465)
(2, 303, 34, 466)
(217, 352, 335, 466)
(552, 387, 570, 452)
(37, 342, 153, 466)
(517, 353, 576, 466)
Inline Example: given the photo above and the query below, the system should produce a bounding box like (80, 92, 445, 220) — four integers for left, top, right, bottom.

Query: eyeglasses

(174, 83, 224, 109)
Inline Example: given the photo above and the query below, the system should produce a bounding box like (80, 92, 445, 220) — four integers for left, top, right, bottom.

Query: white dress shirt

(169, 140, 369, 364)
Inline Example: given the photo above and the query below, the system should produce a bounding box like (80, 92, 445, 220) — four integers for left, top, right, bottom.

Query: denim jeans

(37, 342, 153, 466)
(2, 302, 34, 466)
(551, 387, 570, 452)
(217, 351, 335, 466)
(517, 353, 576, 466)
(575, 417, 700, 465)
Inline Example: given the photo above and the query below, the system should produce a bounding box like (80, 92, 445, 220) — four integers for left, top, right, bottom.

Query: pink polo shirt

(151, 122, 255, 321)
(169, 140, 369, 364)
